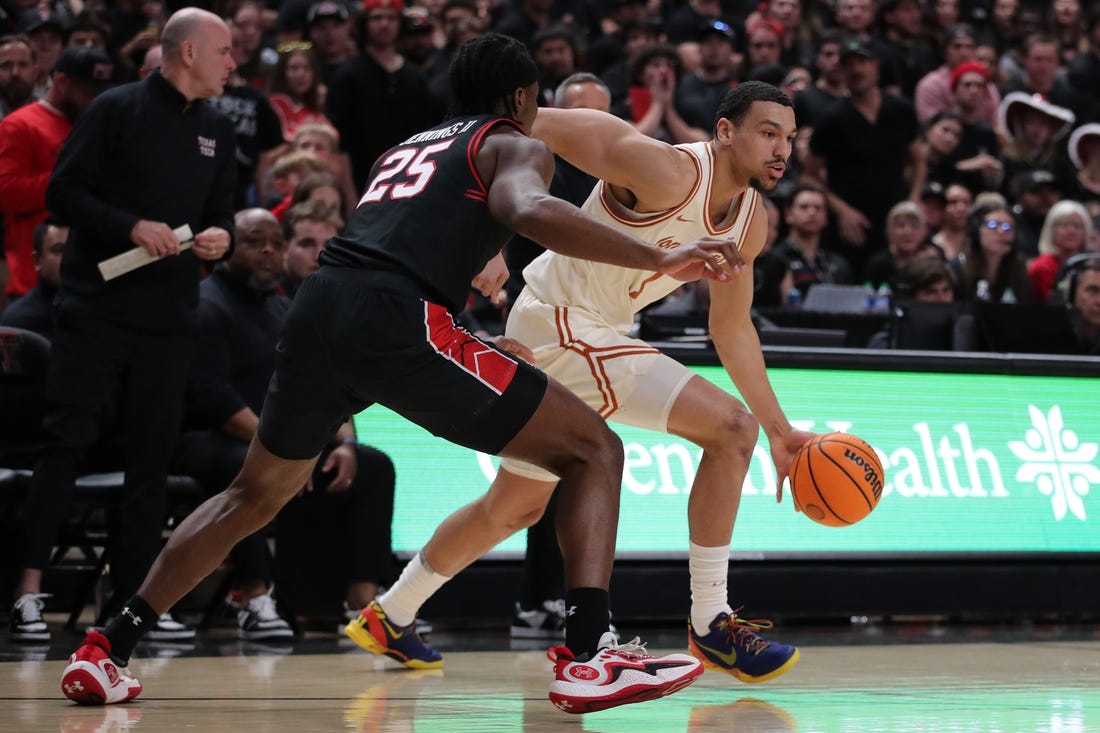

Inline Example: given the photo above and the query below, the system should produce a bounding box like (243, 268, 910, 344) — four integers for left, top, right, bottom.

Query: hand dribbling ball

(789, 433, 884, 526)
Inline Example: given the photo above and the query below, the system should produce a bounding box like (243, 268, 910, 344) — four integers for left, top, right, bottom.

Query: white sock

(377, 552, 450, 628)
(689, 541, 734, 632)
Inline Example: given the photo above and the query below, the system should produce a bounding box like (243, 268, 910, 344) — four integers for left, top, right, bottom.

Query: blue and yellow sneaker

(687, 610, 799, 683)
(344, 601, 443, 670)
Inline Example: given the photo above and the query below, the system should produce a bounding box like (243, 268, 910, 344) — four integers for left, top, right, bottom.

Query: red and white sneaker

(61, 631, 143, 705)
(548, 632, 703, 714)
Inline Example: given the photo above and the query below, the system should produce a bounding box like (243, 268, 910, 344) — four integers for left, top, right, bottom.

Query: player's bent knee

(709, 410, 759, 457)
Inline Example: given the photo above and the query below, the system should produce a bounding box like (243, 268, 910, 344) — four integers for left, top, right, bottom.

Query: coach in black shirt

(9, 8, 237, 642)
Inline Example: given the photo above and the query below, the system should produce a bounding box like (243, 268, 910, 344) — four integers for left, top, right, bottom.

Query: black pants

(172, 432, 396, 588)
(21, 304, 193, 602)
(521, 487, 564, 608)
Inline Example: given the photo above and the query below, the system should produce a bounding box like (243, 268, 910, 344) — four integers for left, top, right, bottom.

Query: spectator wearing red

(1029, 200, 1092, 302)
(0, 46, 112, 298)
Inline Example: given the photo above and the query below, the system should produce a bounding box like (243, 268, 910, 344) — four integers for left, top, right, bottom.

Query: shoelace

(15, 593, 49, 621)
(721, 608, 774, 655)
(248, 593, 281, 622)
(605, 636, 649, 660)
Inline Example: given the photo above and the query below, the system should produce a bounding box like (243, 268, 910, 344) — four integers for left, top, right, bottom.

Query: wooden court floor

(2, 625, 1098, 732)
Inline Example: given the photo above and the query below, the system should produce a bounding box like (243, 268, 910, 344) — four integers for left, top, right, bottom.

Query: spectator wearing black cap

(803, 36, 923, 276)
(678, 20, 738, 132)
(400, 7, 439, 75)
(276, 0, 353, 43)
(1009, 168, 1062, 258)
(327, 0, 435, 191)
(306, 0, 356, 86)
(17, 8, 66, 98)
(914, 23, 1001, 125)
(664, 0, 728, 46)
(0, 45, 112, 301)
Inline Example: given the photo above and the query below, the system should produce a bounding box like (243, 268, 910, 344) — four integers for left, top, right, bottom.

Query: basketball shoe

(344, 601, 443, 669)
(510, 599, 567, 639)
(61, 631, 143, 705)
(687, 609, 800, 683)
(548, 632, 703, 714)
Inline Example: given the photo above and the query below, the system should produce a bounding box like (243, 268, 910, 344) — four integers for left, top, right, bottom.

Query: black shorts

(257, 267, 548, 460)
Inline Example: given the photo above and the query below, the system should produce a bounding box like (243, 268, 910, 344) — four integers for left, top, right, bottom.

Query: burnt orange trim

(629, 272, 664, 300)
(597, 152, 702, 228)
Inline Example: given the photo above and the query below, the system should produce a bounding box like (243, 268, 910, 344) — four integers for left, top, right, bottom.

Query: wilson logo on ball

(844, 448, 883, 499)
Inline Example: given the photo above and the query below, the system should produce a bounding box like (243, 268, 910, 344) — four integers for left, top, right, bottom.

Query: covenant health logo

(1008, 405, 1099, 522)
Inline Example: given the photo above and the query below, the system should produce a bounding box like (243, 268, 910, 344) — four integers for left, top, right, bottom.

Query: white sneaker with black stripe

(10, 593, 51, 642)
(145, 612, 196, 642)
(237, 590, 293, 641)
(510, 599, 567, 639)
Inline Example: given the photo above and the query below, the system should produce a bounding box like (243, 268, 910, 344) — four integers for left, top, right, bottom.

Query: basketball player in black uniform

(60, 34, 744, 712)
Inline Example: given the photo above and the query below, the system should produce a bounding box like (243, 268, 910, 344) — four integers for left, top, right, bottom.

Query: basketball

(789, 433, 884, 527)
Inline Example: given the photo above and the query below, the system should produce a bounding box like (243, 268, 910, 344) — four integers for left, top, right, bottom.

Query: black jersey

(321, 114, 522, 313)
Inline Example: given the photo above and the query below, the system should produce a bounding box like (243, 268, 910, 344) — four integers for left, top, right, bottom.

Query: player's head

(713, 81, 795, 193)
(447, 32, 539, 128)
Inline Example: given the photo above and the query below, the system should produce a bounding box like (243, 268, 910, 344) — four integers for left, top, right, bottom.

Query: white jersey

(521, 140, 761, 334)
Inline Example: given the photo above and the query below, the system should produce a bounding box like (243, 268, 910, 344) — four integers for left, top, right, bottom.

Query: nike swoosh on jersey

(675, 215, 694, 223)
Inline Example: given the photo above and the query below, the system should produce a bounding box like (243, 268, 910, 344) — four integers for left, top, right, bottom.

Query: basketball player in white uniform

(498, 81, 817, 683)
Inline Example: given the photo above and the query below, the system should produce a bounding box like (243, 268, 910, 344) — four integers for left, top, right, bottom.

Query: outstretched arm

(707, 207, 815, 498)
(484, 133, 739, 280)
(531, 108, 698, 211)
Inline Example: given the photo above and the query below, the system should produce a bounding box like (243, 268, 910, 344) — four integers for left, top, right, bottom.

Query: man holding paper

(8, 8, 237, 643)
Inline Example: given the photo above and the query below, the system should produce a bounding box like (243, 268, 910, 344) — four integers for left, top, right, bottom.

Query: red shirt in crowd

(0, 101, 72, 295)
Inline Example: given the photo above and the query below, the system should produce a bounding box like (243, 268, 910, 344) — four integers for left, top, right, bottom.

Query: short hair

(283, 199, 344, 240)
(271, 150, 328, 179)
(787, 181, 827, 207)
(714, 80, 793, 130)
(447, 33, 539, 118)
(1022, 33, 1059, 55)
(1037, 200, 1092, 257)
(293, 122, 340, 151)
(0, 34, 36, 61)
(32, 217, 64, 258)
(887, 199, 927, 227)
(290, 171, 347, 213)
(440, 0, 478, 17)
(897, 257, 955, 298)
(552, 72, 609, 107)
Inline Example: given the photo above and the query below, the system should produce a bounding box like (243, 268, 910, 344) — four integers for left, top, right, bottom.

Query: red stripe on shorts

(424, 302, 518, 395)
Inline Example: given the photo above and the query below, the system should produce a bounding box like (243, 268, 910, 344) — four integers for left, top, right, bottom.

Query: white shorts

(500, 288, 696, 481)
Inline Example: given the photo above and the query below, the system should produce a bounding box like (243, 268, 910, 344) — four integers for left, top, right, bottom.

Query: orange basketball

(789, 432, 884, 527)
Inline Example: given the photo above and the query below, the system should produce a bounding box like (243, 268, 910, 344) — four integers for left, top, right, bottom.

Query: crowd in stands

(2, 0, 1100, 643)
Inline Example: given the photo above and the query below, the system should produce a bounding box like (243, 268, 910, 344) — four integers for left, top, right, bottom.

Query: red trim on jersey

(425, 302, 518, 395)
(628, 273, 664, 300)
(597, 150, 702, 228)
(553, 307, 659, 418)
(465, 118, 526, 200)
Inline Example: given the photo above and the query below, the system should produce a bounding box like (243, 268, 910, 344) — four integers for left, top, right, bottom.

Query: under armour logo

(122, 606, 142, 626)
(64, 681, 84, 693)
(565, 605, 576, 617)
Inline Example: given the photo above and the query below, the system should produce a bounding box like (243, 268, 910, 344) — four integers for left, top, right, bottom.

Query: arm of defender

(531, 108, 697, 210)
(485, 134, 735, 279)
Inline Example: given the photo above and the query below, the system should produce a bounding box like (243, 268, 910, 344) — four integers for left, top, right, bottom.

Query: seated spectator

(997, 92, 1075, 188)
(232, 1, 278, 90)
(999, 33, 1097, 129)
(949, 201, 1033, 303)
(289, 171, 347, 220)
(267, 150, 329, 218)
(0, 219, 66, 337)
(932, 182, 973, 258)
(677, 21, 738, 132)
(948, 60, 998, 128)
(278, 200, 342, 298)
(920, 181, 947, 232)
(1064, 255, 1100, 354)
(744, 18, 785, 74)
(268, 41, 331, 142)
(1009, 168, 1062, 257)
(1029, 200, 1092, 302)
(17, 9, 65, 98)
(866, 257, 965, 348)
(1065, 123, 1100, 207)
(915, 24, 1001, 125)
(0, 35, 38, 121)
(772, 182, 853, 296)
(865, 200, 939, 290)
(176, 209, 398, 636)
(306, 1, 356, 86)
(531, 25, 577, 106)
